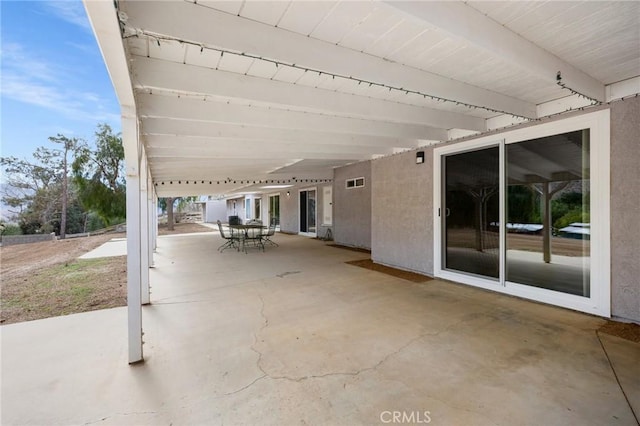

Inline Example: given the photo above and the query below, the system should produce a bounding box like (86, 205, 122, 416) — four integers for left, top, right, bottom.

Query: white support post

(153, 192, 158, 251)
(123, 115, 143, 364)
(148, 181, 155, 268)
(140, 151, 150, 306)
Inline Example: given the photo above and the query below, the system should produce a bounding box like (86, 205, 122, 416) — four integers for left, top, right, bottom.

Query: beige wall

(610, 96, 640, 322)
(371, 149, 434, 274)
(333, 161, 372, 249)
(364, 99, 639, 322)
(279, 183, 332, 238)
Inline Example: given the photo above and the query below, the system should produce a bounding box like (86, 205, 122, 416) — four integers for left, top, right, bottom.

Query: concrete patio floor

(2, 232, 638, 425)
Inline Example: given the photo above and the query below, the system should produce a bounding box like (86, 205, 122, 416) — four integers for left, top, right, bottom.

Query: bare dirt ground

(1, 222, 213, 325)
(447, 229, 589, 257)
(158, 221, 213, 236)
(1, 233, 124, 282)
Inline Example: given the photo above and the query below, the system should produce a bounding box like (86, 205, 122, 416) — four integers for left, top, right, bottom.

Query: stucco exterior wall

(279, 184, 331, 238)
(367, 101, 639, 322)
(333, 161, 372, 249)
(371, 148, 433, 274)
(226, 197, 245, 222)
(610, 96, 640, 322)
(203, 200, 227, 223)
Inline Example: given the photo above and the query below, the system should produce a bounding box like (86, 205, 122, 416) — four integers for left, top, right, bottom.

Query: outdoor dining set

(216, 218, 278, 254)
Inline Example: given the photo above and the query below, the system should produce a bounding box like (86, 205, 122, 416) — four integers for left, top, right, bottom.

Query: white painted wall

(203, 200, 227, 223)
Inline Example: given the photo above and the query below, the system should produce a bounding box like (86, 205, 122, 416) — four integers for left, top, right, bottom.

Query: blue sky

(1, 0, 120, 161)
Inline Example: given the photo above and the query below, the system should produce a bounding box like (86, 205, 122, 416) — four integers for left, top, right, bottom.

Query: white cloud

(1, 43, 60, 83)
(43, 1, 92, 33)
(1, 42, 119, 124)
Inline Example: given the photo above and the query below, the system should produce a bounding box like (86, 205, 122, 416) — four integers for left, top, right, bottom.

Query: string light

(152, 179, 334, 186)
(556, 71, 601, 106)
(121, 28, 531, 119)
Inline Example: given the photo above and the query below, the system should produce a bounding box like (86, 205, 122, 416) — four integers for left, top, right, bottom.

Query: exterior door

(322, 186, 333, 226)
(434, 109, 610, 317)
(442, 146, 500, 280)
(268, 194, 280, 229)
(299, 188, 317, 237)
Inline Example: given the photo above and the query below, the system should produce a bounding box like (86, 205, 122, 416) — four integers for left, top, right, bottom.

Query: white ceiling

(85, 0, 640, 197)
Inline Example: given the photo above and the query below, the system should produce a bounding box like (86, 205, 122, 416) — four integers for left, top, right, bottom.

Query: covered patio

(78, 0, 640, 365)
(2, 232, 638, 425)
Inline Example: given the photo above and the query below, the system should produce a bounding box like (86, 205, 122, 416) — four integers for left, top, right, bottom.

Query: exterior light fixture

(416, 151, 425, 164)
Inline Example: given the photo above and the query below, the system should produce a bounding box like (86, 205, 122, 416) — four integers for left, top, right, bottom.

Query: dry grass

(1, 222, 213, 325)
(1, 257, 127, 324)
(158, 222, 213, 236)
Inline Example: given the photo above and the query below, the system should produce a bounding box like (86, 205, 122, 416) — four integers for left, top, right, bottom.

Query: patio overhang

(83, 0, 640, 363)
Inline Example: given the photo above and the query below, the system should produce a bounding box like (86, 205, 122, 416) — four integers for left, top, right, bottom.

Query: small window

(346, 177, 365, 189)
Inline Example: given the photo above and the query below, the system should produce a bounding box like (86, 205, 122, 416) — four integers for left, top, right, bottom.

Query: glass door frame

(268, 193, 280, 231)
(298, 187, 317, 237)
(433, 109, 611, 317)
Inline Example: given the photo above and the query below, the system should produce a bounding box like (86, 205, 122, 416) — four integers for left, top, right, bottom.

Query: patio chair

(217, 220, 238, 252)
(242, 226, 264, 254)
(261, 219, 278, 247)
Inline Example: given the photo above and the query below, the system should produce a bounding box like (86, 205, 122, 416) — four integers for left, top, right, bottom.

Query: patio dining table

(229, 224, 266, 253)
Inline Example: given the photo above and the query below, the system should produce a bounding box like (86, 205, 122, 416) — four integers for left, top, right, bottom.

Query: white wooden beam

(385, 1, 605, 103)
(152, 191, 158, 252)
(148, 163, 339, 176)
(148, 182, 155, 268)
(141, 118, 419, 149)
(148, 164, 346, 177)
(137, 93, 448, 141)
(83, 0, 135, 110)
(123, 0, 535, 118)
(606, 76, 640, 102)
(147, 148, 382, 162)
(139, 147, 150, 306)
(122, 115, 143, 364)
(133, 57, 484, 131)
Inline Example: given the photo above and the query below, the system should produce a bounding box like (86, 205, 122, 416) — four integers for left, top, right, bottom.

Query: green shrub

(554, 210, 590, 230)
(1, 224, 22, 235)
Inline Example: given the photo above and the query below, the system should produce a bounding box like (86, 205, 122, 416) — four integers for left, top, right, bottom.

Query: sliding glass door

(299, 188, 317, 237)
(434, 110, 609, 317)
(268, 194, 280, 228)
(505, 130, 590, 297)
(443, 146, 500, 280)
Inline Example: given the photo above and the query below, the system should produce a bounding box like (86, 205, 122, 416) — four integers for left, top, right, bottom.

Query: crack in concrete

(219, 302, 481, 398)
(262, 316, 477, 383)
(221, 374, 268, 397)
(219, 293, 270, 397)
(252, 293, 269, 376)
(84, 411, 157, 425)
(276, 271, 301, 278)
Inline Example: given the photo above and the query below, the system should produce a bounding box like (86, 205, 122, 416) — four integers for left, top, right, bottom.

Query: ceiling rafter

(140, 119, 419, 150)
(144, 134, 392, 155)
(121, 0, 536, 118)
(384, 1, 605, 103)
(132, 57, 485, 131)
(137, 93, 448, 141)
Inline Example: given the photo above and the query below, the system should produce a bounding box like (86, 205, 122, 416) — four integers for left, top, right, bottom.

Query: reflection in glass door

(435, 110, 609, 317)
(506, 130, 590, 296)
(443, 147, 500, 279)
(268, 194, 280, 228)
(299, 189, 317, 236)
(440, 131, 591, 297)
